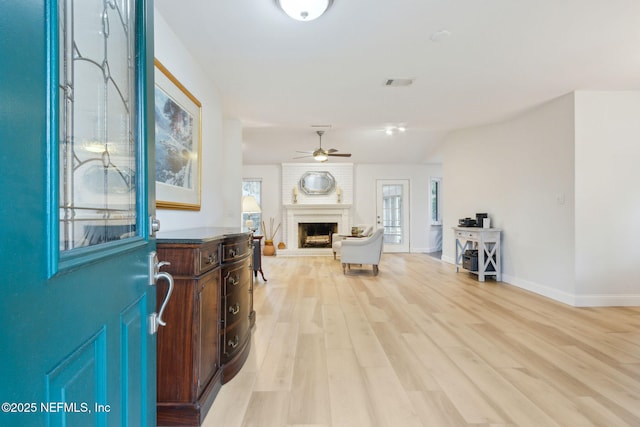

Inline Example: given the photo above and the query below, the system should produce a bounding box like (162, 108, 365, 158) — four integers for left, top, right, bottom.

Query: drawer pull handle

(229, 249, 237, 258)
(228, 335, 240, 349)
(229, 303, 240, 315)
(206, 254, 215, 264)
(228, 275, 239, 286)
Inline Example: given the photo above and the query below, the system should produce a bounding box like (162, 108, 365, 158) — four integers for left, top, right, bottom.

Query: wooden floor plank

(202, 254, 640, 427)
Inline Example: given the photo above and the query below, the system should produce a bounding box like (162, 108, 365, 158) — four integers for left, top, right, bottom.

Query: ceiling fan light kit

(313, 150, 329, 162)
(276, 0, 333, 21)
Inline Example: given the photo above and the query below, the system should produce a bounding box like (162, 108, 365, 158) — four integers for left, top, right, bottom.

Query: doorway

(376, 180, 410, 252)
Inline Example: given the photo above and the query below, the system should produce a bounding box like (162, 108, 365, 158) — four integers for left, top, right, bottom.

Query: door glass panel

(382, 184, 403, 244)
(59, 0, 137, 251)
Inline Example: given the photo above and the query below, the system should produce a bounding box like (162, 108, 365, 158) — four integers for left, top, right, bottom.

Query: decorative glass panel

(382, 184, 403, 244)
(59, 0, 137, 250)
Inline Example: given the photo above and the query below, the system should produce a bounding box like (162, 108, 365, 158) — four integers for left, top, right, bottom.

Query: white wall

(574, 91, 640, 305)
(441, 94, 577, 303)
(222, 119, 243, 226)
(354, 164, 443, 253)
(154, 10, 242, 231)
(441, 91, 640, 306)
(244, 163, 443, 253)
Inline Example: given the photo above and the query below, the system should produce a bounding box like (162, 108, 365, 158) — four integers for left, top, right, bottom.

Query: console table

(453, 227, 502, 282)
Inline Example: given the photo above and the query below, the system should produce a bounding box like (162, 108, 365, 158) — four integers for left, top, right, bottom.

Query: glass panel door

(376, 179, 410, 252)
(59, 0, 137, 250)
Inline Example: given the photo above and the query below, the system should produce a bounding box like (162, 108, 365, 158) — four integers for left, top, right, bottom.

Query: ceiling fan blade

(293, 155, 313, 159)
(328, 153, 352, 157)
(296, 150, 313, 154)
(327, 148, 338, 153)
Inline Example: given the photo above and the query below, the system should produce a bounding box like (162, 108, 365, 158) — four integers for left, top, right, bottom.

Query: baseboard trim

(572, 294, 640, 307)
(501, 274, 575, 306)
(440, 257, 640, 307)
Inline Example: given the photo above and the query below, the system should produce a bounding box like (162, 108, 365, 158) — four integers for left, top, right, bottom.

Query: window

(430, 177, 442, 225)
(242, 179, 262, 233)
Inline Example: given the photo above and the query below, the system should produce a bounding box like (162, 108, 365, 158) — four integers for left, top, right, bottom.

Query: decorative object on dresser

(453, 226, 501, 282)
(340, 227, 384, 275)
(156, 228, 254, 426)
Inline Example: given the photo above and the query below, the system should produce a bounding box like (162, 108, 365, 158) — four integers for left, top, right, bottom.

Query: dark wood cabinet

(156, 229, 254, 426)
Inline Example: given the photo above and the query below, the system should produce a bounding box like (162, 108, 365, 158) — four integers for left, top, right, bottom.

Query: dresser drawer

(220, 317, 250, 363)
(198, 241, 220, 273)
(222, 283, 250, 329)
(221, 260, 251, 295)
(456, 230, 479, 240)
(221, 237, 251, 263)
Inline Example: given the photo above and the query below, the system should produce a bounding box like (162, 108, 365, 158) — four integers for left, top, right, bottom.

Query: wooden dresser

(155, 228, 254, 426)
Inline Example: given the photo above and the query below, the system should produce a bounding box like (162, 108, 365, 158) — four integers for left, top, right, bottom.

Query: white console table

(453, 227, 502, 282)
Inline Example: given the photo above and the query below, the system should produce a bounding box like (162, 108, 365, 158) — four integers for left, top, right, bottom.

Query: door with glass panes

(376, 180, 410, 252)
(0, 1, 157, 426)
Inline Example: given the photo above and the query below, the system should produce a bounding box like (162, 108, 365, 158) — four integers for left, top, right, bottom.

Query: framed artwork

(154, 59, 202, 210)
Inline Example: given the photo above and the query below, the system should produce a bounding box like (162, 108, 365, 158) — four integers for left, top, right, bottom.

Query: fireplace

(298, 222, 338, 248)
(281, 203, 352, 256)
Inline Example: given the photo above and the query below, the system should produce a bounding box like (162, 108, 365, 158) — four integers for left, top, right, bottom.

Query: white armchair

(332, 225, 373, 259)
(340, 228, 384, 275)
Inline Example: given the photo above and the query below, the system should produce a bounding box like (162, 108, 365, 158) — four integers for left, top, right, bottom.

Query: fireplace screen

(298, 222, 338, 248)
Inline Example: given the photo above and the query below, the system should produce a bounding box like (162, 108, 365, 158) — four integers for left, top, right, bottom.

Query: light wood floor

(202, 254, 640, 427)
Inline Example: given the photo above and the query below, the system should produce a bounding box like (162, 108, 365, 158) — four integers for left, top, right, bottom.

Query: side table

(253, 235, 267, 281)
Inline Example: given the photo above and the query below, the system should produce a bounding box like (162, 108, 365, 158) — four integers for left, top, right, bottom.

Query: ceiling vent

(384, 78, 414, 87)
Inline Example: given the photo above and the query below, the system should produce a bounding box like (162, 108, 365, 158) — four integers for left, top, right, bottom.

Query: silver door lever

(148, 252, 175, 334)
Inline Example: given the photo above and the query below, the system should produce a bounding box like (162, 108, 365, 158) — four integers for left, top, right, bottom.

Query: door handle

(154, 269, 173, 327)
(148, 252, 175, 334)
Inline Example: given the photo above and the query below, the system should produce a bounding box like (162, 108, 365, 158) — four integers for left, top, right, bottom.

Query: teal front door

(0, 1, 157, 426)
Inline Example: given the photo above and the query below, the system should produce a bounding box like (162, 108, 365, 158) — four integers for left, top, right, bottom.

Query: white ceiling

(154, 0, 640, 165)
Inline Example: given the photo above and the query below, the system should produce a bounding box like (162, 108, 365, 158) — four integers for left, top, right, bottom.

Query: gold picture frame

(154, 59, 202, 210)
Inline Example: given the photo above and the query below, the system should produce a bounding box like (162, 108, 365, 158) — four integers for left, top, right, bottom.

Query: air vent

(384, 78, 414, 87)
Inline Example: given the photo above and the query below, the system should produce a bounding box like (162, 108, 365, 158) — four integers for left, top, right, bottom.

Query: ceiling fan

(294, 130, 352, 162)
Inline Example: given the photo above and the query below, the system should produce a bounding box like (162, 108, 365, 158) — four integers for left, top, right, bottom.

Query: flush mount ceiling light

(276, 0, 333, 21)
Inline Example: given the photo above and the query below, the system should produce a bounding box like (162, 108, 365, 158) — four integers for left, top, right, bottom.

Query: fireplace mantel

(282, 203, 352, 210)
(280, 204, 352, 256)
